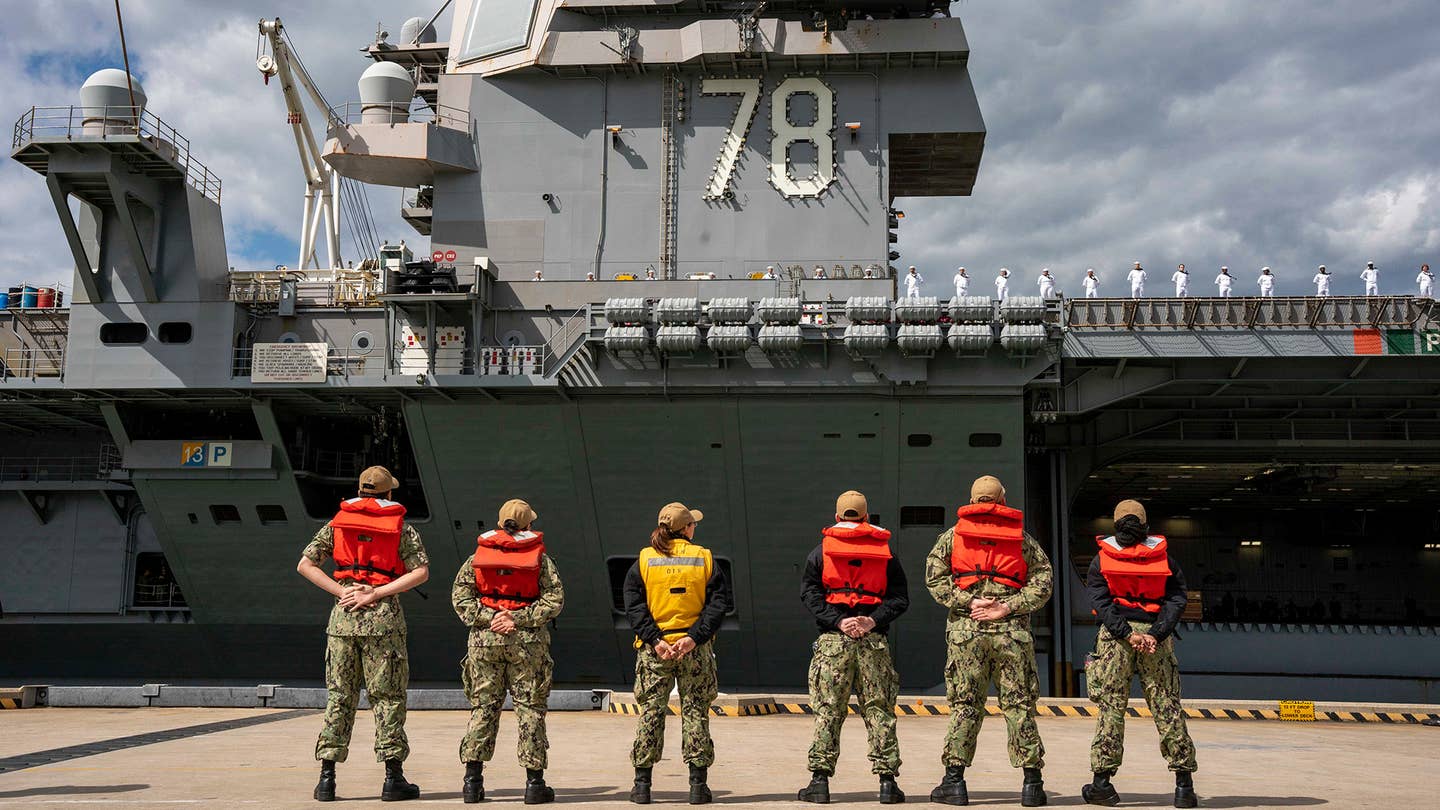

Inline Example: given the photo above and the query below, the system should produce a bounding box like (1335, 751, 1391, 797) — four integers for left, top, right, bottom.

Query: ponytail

(650, 526, 683, 556)
(502, 518, 521, 535)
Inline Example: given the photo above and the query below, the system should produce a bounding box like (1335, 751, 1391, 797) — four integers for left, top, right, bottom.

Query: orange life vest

(1096, 534, 1171, 613)
(820, 521, 893, 607)
(331, 497, 408, 586)
(473, 529, 545, 611)
(950, 503, 1028, 589)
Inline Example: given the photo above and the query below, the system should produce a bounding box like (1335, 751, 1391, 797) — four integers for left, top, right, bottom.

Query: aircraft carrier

(2, 1, 1437, 703)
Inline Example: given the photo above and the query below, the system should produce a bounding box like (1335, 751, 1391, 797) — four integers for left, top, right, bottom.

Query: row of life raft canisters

(0, 285, 65, 310)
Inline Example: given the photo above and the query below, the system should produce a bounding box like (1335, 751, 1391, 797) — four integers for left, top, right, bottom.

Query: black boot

(313, 759, 336, 802)
(462, 761, 484, 804)
(797, 772, 831, 804)
(1020, 767, 1046, 807)
(524, 769, 555, 805)
(929, 765, 968, 806)
(1174, 771, 1197, 809)
(381, 759, 421, 802)
(1080, 771, 1119, 807)
(629, 767, 653, 805)
(689, 765, 713, 805)
(879, 774, 906, 804)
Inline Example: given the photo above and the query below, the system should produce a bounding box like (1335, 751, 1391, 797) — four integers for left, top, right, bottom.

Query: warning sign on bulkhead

(251, 342, 328, 383)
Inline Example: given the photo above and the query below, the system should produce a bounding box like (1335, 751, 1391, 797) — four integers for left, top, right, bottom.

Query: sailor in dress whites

(1082, 269, 1100, 299)
(1127, 262, 1146, 299)
(1257, 267, 1276, 297)
(1171, 265, 1189, 298)
(1214, 267, 1234, 297)
(1417, 264, 1433, 298)
(1361, 262, 1380, 295)
(995, 269, 1011, 301)
(1313, 266, 1331, 297)
(1037, 269, 1056, 299)
(953, 267, 971, 299)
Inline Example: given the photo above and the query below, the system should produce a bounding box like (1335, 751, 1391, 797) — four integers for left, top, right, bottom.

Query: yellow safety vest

(636, 540, 713, 645)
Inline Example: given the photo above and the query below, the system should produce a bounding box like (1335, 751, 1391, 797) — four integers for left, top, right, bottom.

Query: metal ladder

(658, 72, 679, 279)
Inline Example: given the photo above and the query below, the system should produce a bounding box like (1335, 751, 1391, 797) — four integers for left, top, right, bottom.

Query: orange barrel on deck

(36, 288, 56, 308)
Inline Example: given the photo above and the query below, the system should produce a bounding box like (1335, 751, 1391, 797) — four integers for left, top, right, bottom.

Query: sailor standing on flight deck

(1313, 265, 1331, 297)
(1361, 261, 1380, 295)
(624, 503, 733, 805)
(1171, 265, 1189, 298)
(798, 490, 910, 805)
(1037, 268, 1056, 299)
(452, 499, 564, 804)
(1127, 262, 1146, 299)
(1081, 499, 1197, 809)
(1083, 269, 1100, 298)
(905, 266, 925, 298)
(995, 268, 1011, 301)
(1214, 267, 1233, 297)
(1257, 267, 1276, 297)
(953, 267, 971, 299)
(925, 476, 1052, 808)
(297, 466, 430, 803)
(1417, 264, 1433, 298)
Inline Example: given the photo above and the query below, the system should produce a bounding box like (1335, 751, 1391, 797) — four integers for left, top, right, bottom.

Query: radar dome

(79, 68, 147, 133)
(399, 16, 437, 44)
(358, 62, 416, 124)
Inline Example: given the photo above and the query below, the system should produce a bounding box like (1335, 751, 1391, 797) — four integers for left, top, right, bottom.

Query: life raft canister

(331, 497, 407, 586)
(950, 502, 1027, 589)
(639, 540, 713, 643)
(473, 529, 545, 611)
(1096, 534, 1171, 613)
(820, 521, 893, 607)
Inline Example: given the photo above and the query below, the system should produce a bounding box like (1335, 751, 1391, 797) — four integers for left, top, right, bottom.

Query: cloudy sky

(2, 1, 1437, 298)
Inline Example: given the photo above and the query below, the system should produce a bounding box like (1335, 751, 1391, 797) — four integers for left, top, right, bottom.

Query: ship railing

(1066, 295, 1423, 330)
(0, 454, 114, 482)
(543, 308, 590, 378)
(327, 101, 470, 131)
(2, 347, 64, 380)
(131, 582, 187, 609)
(13, 105, 222, 203)
(227, 272, 383, 307)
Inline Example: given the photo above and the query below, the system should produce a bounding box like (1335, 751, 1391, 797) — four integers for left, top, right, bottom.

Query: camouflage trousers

(1087, 622, 1197, 774)
(806, 632, 901, 776)
(942, 629, 1044, 769)
(630, 640, 718, 768)
(315, 632, 410, 763)
(459, 642, 554, 769)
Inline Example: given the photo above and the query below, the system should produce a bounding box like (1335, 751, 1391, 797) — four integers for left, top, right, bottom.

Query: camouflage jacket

(925, 527, 1053, 636)
(451, 553, 564, 647)
(303, 522, 429, 636)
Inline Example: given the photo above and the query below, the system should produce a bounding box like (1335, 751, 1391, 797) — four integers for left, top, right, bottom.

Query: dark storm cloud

(902, 1, 1440, 296)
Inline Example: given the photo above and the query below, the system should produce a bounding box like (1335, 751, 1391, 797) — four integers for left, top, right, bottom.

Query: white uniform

(1083, 274, 1099, 298)
(1215, 273, 1233, 297)
(904, 272, 924, 298)
(953, 272, 970, 299)
(1361, 267, 1379, 295)
(1038, 273, 1056, 299)
(1127, 268, 1146, 298)
(1419, 271, 1434, 298)
(1257, 273, 1275, 297)
(995, 274, 1009, 301)
(1313, 272, 1330, 297)
(1171, 271, 1189, 297)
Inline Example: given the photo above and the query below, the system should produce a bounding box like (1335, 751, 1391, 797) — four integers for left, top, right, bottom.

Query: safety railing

(544, 308, 590, 378)
(13, 105, 222, 203)
(2, 347, 64, 380)
(132, 582, 187, 609)
(1066, 295, 1423, 330)
(227, 273, 383, 307)
(328, 101, 470, 131)
(0, 451, 117, 482)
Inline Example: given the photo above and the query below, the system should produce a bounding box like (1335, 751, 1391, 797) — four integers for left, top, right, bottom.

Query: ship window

(458, 0, 540, 63)
(823, 432, 842, 439)
(606, 555, 737, 616)
(858, 432, 877, 439)
(158, 322, 193, 344)
(256, 504, 288, 525)
(131, 552, 185, 609)
(209, 504, 241, 525)
(187, 513, 198, 524)
(901, 506, 946, 527)
(100, 322, 148, 344)
(907, 433, 933, 447)
(969, 432, 1003, 448)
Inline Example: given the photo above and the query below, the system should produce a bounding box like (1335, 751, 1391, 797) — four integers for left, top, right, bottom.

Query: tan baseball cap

(835, 490, 868, 520)
(970, 475, 1006, 504)
(1114, 499, 1147, 524)
(499, 498, 537, 528)
(358, 465, 399, 495)
(658, 502, 703, 531)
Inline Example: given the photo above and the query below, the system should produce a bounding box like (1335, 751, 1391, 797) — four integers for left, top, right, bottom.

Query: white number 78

(700, 77, 835, 200)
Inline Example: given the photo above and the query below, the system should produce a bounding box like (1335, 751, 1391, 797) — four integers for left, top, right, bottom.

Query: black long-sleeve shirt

(800, 544, 910, 634)
(623, 559, 734, 646)
(1085, 555, 1188, 642)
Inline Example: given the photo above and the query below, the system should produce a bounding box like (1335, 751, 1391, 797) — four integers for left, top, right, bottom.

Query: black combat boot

(1080, 771, 1119, 807)
(797, 772, 831, 804)
(524, 769, 555, 804)
(313, 759, 336, 802)
(688, 765, 713, 805)
(928, 765, 968, 806)
(462, 761, 484, 804)
(380, 759, 421, 802)
(1020, 767, 1046, 807)
(879, 774, 906, 804)
(629, 767, 653, 804)
(1174, 771, 1197, 809)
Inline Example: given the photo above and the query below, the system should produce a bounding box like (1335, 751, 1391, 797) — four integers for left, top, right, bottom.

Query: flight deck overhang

(322, 120, 477, 188)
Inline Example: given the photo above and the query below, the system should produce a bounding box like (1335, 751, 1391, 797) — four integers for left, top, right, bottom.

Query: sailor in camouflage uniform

(296, 466, 430, 803)
(452, 498, 565, 804)
(622, 502, 733, 805)
(1081, 499, 1197, 809)
(797, 490, 910, 805)
(924, 475, 1052, 807)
